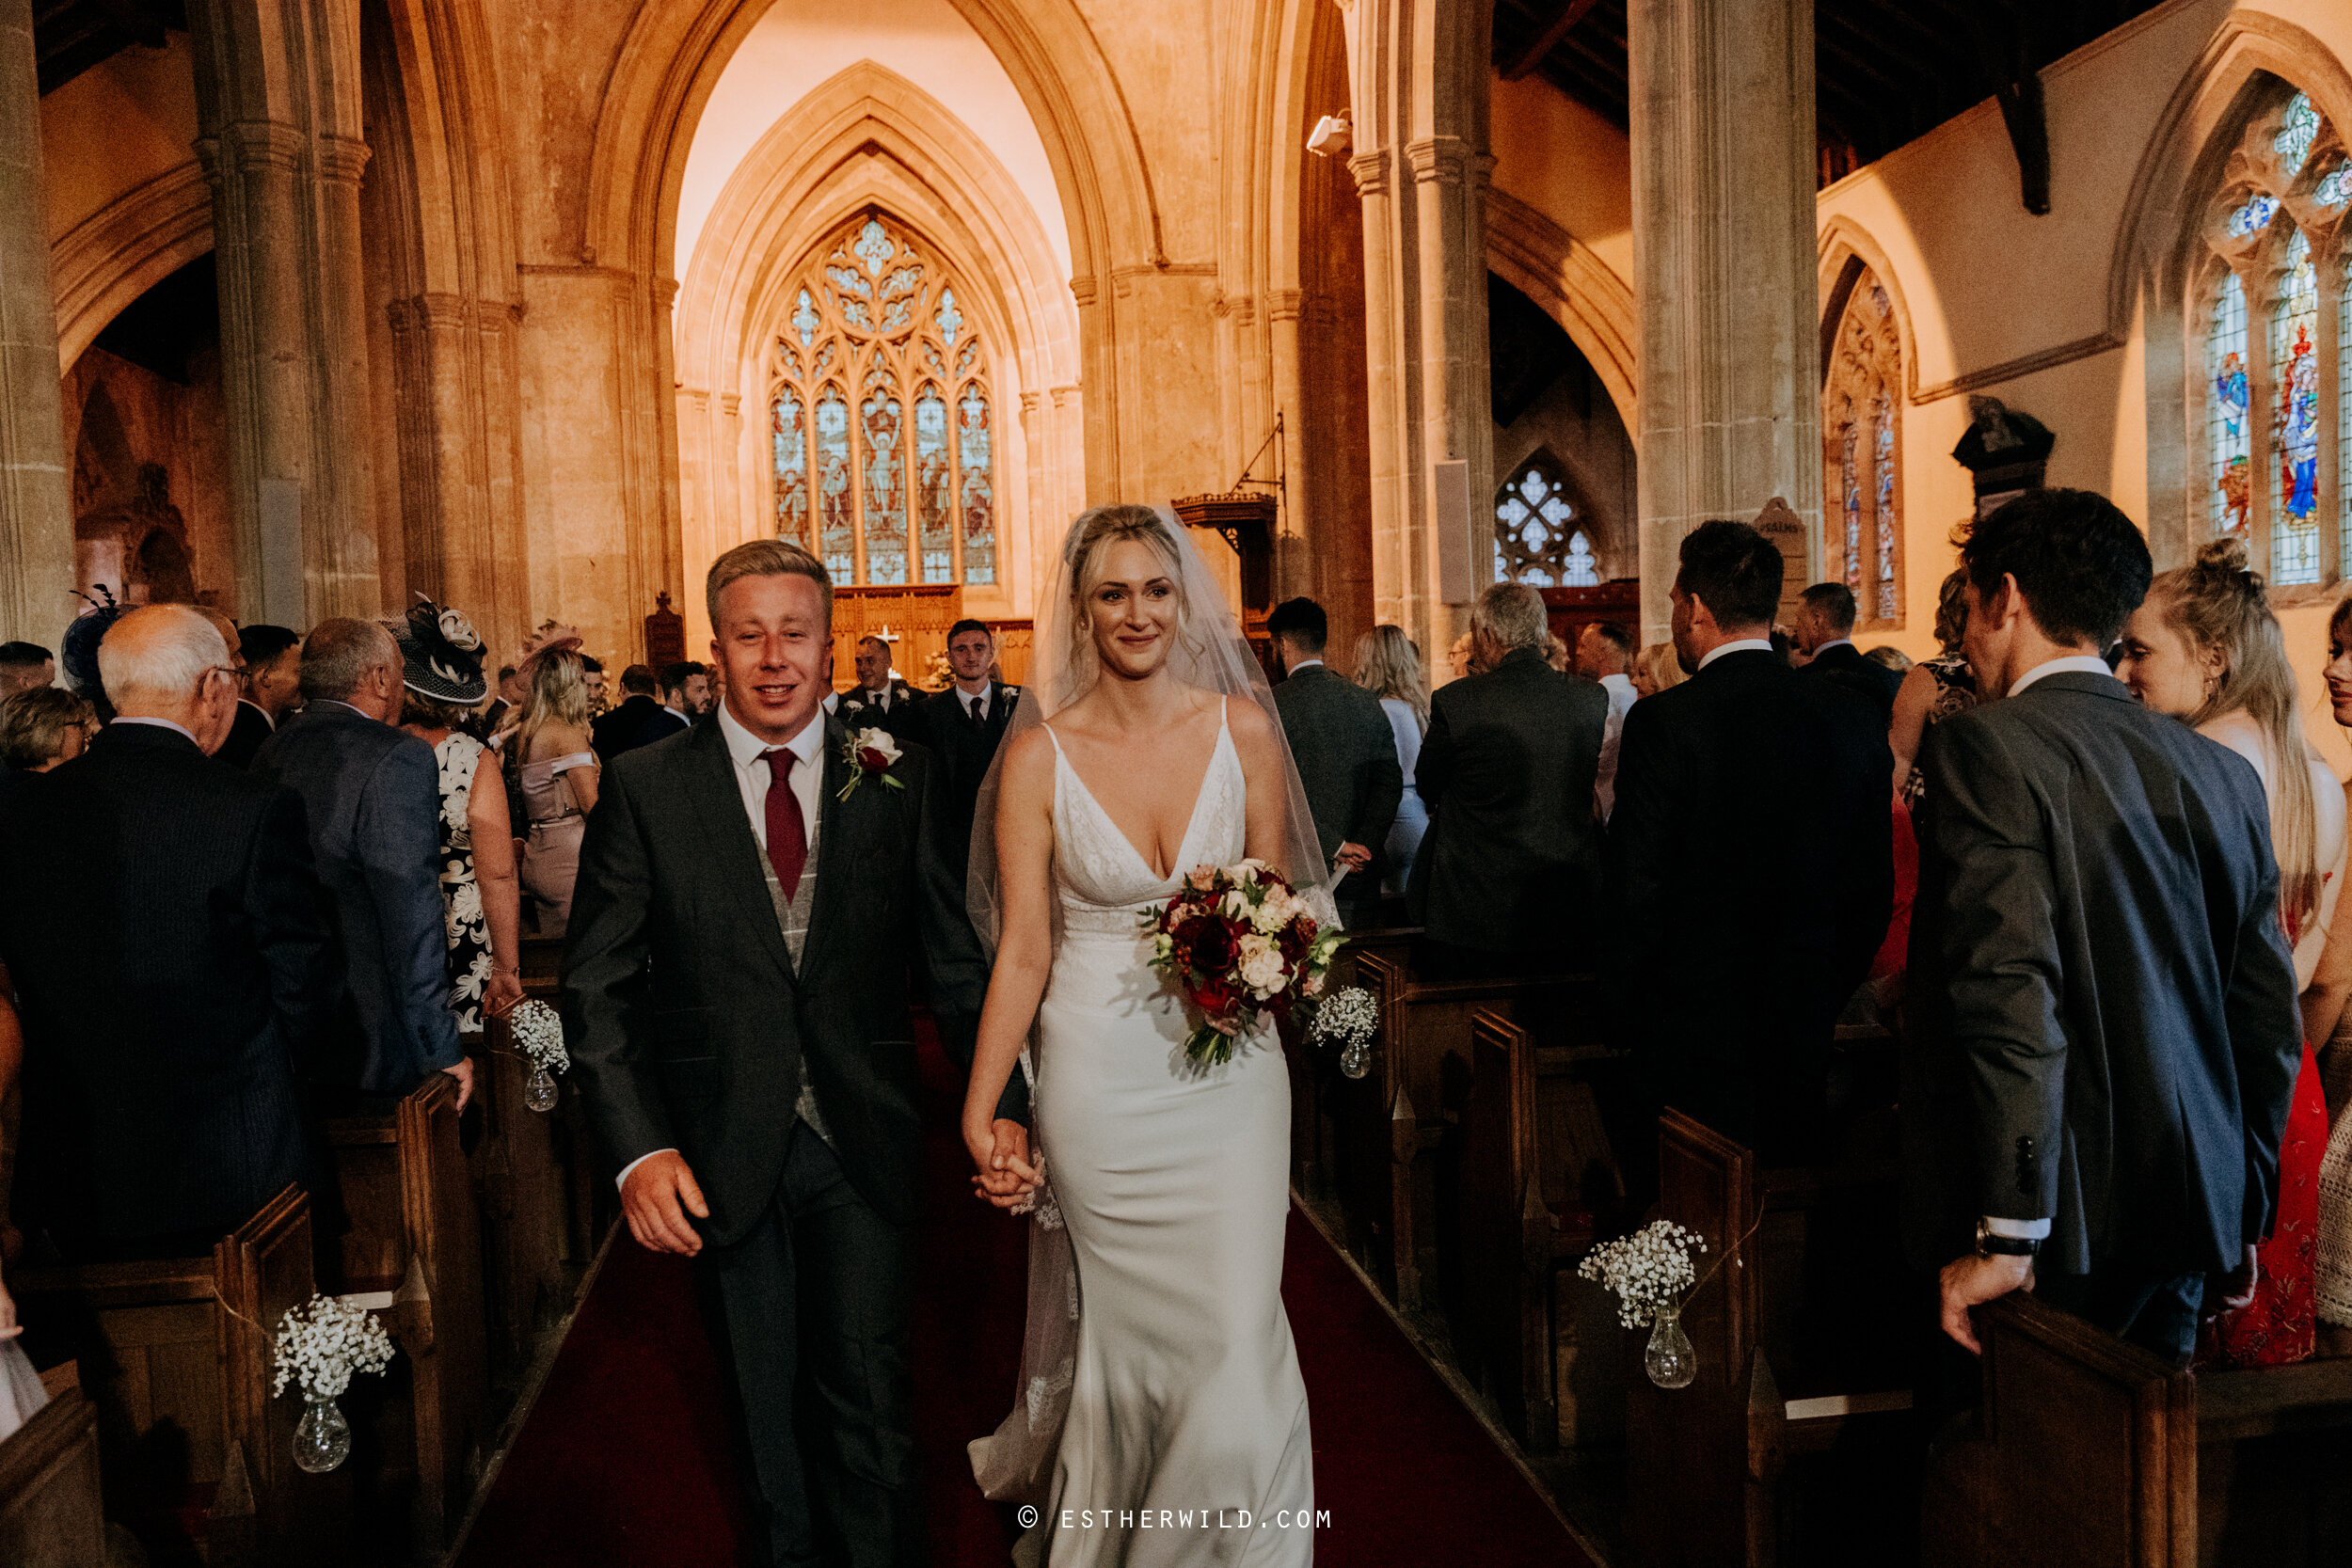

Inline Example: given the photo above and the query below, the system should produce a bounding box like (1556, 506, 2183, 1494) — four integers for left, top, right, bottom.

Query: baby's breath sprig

(1577, 1220, 1707, 1329)
(270, 1294, 396, 1402)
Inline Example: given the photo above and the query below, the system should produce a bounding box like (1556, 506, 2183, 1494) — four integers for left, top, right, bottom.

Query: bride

(961, 504, 1331, 1566)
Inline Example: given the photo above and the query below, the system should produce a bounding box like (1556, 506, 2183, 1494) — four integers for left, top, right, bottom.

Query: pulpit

(1171, 491, 1277, 658)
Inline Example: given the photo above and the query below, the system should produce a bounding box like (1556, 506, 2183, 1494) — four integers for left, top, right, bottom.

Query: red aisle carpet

(456, 1026, 1591, 1566)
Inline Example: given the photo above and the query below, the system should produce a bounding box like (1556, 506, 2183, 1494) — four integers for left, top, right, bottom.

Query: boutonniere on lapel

(837, 726, 906, 801)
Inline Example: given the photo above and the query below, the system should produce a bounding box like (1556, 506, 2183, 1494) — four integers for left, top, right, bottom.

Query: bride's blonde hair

(1063, 504, 1195, 677)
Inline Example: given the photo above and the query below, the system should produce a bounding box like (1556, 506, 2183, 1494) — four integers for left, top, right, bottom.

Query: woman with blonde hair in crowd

(1354, 623, 1431, 895)
(1629, 641, 1686, 699)
(510, 632, 600, 938)
(1889, 569, 1979, 802)
(2116, 536, 2343, 1366)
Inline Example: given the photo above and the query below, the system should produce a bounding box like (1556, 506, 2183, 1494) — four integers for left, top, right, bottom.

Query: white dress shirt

(956, 682, 992, 723)
(1697, 638, 1776, 672)
(615, 701, 827, 1193)
(1595, 671, 1639, 821)
(2007, 654, 2113, 698)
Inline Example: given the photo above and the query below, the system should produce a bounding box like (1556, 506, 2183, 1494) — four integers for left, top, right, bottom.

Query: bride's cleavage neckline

(1055, 715, 1229, 884)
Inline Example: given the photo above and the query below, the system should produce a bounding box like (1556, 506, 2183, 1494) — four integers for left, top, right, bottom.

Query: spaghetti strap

(1042, 722, 1065, 756)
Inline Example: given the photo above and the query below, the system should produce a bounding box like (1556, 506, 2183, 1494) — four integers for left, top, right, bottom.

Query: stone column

(1628, 0, 1822, 643)
(0, 0, 73, 645)
(188, 0, 383, 626)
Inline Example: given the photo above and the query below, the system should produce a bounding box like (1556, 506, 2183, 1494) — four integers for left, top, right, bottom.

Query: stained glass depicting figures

(861, 370, 908, 585)
(771, 386, 810, 549)
(2209, 272, 2250, 537)
(815, 385, 854, 580)
(958, 386, 995, 587)
(1873, 398, 1897, 622)
(914, 384, 953, 581)
(2272, 229, 2319, 583)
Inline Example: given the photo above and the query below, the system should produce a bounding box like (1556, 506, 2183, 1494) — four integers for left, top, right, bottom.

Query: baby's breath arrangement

(1578, 1220, 1707, 1328)
(1306, 985, 1380, 1079)
(509, 998, 569, 1074)
(271, 1294, 396, 1401)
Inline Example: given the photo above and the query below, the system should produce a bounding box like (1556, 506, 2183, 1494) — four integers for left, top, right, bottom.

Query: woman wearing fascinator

(963, 505, 1331, 1566)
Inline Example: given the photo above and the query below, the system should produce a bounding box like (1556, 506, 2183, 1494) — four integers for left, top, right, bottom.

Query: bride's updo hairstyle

(1063, 503, 1197, 675)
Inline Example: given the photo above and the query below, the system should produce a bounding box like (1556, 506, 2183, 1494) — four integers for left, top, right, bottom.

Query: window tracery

(1491, 454, 1597, 586)
(1821, 269, 1903, 628)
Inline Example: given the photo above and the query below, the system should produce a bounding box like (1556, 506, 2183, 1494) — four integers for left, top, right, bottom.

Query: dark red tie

(761, 749, 807, 901)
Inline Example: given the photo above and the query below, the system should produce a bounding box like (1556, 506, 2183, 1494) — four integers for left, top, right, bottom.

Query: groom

(564, 539, 1031, 1567)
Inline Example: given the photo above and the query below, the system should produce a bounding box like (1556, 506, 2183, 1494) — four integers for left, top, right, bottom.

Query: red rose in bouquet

(1143, 859, 1347, 1066)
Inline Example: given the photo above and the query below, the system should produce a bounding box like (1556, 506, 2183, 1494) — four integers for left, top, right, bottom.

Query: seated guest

(1352, 625, 1428, 897)
(1410, 583, 1605, 974)
(0, 606, 339, 1258)
(1605, 522, 1893, 1156)
(511, 641, 600, 938)
(253, 619, 472, 1105)
(592, 663, 685, 761)
(1629, 640, 1687, 698)
(1910, 490, 2301, 1365)
(660, 659, 710, 721)
(219, 624, 303, 769)
(1268, 597, 1402, 930)
(0, 688, 92, 776)
(391, 599, 524, 1036)
(1577, 621, 1639, 819)
(1794, 581, 1904, 719)
(836, 635, 921, 740)
(0, 642, 52, 698)
(2114, 535, 2341, 1367)
(914, 620, 1021, 878)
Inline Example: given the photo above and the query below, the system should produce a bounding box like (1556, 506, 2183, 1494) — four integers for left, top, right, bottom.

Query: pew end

(0, 1360, 104, 1567)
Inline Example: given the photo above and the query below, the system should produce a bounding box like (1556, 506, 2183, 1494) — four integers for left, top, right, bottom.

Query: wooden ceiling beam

(1502, 0, 1601, 82)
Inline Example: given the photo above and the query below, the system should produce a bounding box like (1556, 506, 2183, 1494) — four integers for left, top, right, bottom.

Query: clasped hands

(963, 1116, 1040, 1210)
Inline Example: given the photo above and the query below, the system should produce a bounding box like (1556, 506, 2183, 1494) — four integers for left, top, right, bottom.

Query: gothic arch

(672, 63, 1080, 636)
(1817, 216, 1923, 407)
(2111, 13, 2352, 570)
(1486, 189, 1639, 434)
(51, 165, 215, 373)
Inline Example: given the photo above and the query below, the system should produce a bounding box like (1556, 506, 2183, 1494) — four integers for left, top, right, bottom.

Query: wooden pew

(1456, 1006, 1626, 1450)
(1922, 1292, 2352, 1567)
(1288, 926, 1419, 1199)
(12, 1186, 344, 1565)
(519, 934, 615, 1266)
(469, 1018, 568, 1379)
(324, 1071, 488, 1555)
(1337, 948, 1588, 1309)
(0, 1363, 105, 1567)
(1623, 1111, 1914, 1568)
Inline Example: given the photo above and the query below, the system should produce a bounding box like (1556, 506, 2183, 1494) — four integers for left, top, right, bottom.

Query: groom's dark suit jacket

(1902, 671, 2302, 1279)
(563, 714, 1025, 1242)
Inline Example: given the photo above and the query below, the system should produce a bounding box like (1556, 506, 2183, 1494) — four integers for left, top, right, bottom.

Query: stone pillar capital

(1070, 275, 1098, 307)
(719, 393, 741, 418)
(1346, 150, 1391, 198)
(222, 120, 307, 173)
(1267, 288, 1304, 324)
(1020, 390, 1043, 414)
(316, 135, 371, 186)
(1405, 136, 1477, 186)
(653, 277, 681, 310)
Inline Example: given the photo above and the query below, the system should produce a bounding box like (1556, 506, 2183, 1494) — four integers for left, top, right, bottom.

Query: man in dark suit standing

(1604, 522, 1893, 1158)
(1793, 581, 1904, 721)
(593, 663, 688, 761)
(1266, 597, 1402, 930)
(1909, 489, 2300, 1363)
(0, 606, 338, 1258)
(253, 620, 471, 1107)
(835, 635, 923, 744)
(567, 541, 1027, 1568)
(912, 619, 1019, 881)
(1409, 582, 1607, 975)
(215, 624, 303, 769)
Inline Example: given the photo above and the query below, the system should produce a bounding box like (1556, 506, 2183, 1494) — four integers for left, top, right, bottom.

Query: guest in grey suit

(1409, 583, 1607, 976)
(253, 619, 471, 1108)
(1267, 598, 1402, 929)
(1908, 490, 2302, 1364)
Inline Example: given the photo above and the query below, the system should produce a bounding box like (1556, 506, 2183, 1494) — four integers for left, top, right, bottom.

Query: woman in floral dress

(390, 597, 523, 1033)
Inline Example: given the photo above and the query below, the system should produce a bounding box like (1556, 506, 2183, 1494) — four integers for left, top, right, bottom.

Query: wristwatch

(1976, 1218, 2042, 1259)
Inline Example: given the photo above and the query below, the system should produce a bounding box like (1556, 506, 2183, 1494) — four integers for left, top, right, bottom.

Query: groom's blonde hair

(707, 538, 833, 633)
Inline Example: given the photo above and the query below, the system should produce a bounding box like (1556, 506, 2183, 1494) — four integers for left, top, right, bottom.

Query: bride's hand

(964, 1113, 1040, 1208)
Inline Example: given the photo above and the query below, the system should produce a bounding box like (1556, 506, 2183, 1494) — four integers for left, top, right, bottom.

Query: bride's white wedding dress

(1022, 700, 1314, 1566)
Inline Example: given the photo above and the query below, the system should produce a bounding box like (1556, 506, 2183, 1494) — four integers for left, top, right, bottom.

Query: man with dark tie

(836, 635, 923, 744)
(914, 619, 1020, 878)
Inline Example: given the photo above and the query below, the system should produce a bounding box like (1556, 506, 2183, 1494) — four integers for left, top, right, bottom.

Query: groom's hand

(622, 1151, 709, 1256)
(963, 1117, 1040, 1209)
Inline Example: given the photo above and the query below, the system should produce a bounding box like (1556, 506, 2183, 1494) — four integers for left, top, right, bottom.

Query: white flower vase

(524, 1065, 560, 1113)
(1338, 1037, 1371, 1080)
(294, 1394, 352, 1473)
(1645, 1301, 1697, 1389)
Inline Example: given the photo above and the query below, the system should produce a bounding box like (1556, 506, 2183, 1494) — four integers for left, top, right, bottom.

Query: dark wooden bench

(12, 1186, 344, 1565)
(469, 1017, 570, 1379)
(519, 934, 615, 1266)
(1623, 1111, 1914, 1568)
(1338, 948, 1586, 1308)
(1923, 1291, 2352, 1567)
(1288, 926, 1418, 1199)
(324, 1071, 488, 1555)
(1456, 1004, 1626, 1450)
(0, 1362, 105, 1567)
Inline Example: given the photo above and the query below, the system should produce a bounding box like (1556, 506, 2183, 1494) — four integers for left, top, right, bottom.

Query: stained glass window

(1821, 265, 1903, 627)
(2277, 92, 2320, 178)
(1490, 457, 1583, 587)
(2208, 272, 2250, 539)
(768, 210, 999, 587)
(1562, 531, 1599, 587)
(2320, 165, 2352, 210)
(2228, 195, 2280, 239)
(2272, 229, 2321, 583)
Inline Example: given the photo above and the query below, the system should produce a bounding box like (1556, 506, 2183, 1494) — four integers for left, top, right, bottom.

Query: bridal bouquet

(1142, 859, 1345, 1066)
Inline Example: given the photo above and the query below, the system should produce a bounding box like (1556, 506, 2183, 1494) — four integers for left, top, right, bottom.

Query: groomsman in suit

(1266, 597, 1402, 930)
(1793, 581, 1904, 721)
(1604, 521, 1893, 1158)
(0, 607, 338, 1258)
(1907, 489, 2300, 1363)
(914, 619, 1020, 879)
(594, 664, 689, 760)
(217, 624, 302, 769)
(567, 541, 1027, 1568)
(835, 635, 923, 743)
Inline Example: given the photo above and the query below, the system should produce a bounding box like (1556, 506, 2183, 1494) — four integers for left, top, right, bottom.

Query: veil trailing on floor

(964, 505, 1340, 1503)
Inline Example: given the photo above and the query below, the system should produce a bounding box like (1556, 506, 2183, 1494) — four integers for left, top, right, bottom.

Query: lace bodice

(1046, 705, 1247, 938)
